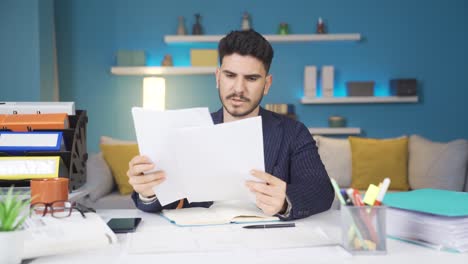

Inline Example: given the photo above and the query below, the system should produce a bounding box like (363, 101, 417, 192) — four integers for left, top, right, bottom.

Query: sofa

(78, 135, 468, 210)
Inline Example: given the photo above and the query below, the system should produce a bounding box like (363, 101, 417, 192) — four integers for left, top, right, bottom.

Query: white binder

(0, 102, 75, 115)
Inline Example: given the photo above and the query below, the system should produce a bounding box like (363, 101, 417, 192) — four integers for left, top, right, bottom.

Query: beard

(219, 88, 265, 118)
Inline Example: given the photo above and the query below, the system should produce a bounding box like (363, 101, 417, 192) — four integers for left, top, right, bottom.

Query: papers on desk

(387, 208, 468, 253)
(384, 189, 468, 253)
(22, 212, 117, 259)
(162, 200, 279, 226)
(132, 107, 265, 206)
(127, 224, 335, 254)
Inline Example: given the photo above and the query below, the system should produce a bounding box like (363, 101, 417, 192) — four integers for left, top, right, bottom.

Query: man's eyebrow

(244, 74, 262, 79)
(222, 70, 262, 78)
(222, 70, 236, 75)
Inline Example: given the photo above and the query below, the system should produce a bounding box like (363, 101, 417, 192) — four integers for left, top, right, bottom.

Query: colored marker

(346, 188, 356, 205)
(352, 189, 364, 206)
(330, 178, 346, 205)
(374, 178, 391, 206)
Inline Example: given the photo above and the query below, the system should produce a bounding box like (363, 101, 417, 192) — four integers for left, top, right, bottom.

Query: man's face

(216, 53, 272, 118)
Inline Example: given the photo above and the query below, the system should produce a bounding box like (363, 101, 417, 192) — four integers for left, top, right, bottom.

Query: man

(127, 29, 334, 220)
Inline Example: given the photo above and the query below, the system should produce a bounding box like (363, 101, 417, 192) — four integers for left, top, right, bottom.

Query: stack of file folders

(0, 103, 88, 191)
(383, 189, 468, 253)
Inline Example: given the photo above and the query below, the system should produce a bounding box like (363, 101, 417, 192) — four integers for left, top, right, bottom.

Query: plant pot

(0, 230, 25, 264)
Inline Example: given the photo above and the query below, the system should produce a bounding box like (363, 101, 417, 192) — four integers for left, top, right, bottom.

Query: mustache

(226, 93, 250, 102)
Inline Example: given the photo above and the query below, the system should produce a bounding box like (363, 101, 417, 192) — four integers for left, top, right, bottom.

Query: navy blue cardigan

(132, 107, 334, 220)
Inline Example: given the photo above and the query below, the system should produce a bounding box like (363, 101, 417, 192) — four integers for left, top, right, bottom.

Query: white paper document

(127, 224, 335, 254)
(132, 107, 265, 206)
(132, 107, 214, 205)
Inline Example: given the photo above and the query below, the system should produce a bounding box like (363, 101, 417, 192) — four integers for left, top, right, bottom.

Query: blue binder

(0, 131, 63, 153)
(383, 188, 468, 217)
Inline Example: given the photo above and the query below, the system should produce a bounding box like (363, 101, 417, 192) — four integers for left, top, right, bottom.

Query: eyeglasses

(30, 200, 87, 219)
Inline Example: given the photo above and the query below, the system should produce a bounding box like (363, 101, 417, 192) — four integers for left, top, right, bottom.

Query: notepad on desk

(23, 212, 117, 259)
(162, 200, 280, 226)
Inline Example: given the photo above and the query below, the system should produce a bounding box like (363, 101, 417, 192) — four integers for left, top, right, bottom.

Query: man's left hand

(245, 170, 287, 216)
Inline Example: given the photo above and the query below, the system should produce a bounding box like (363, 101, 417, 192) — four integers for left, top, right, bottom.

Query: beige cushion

(409, 135, 468, 191)
(314, 136, 351, 188)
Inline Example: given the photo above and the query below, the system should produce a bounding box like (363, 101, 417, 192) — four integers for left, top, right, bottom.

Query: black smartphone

(107, 217, 142, 233)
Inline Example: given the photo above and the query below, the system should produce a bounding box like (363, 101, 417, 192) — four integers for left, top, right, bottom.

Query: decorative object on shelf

(304, 66, 317, 98)
(265, 104, 296, 119)
(241, 12, 251, 30)
(192, 13, 203, 35)
(390, 79, 417, 96)
(328, 116, 346, 128)
(161, 54, 173, 66)
(177, 16, 187, 35)
(321, 66, 334, 97)
(316, 17, 326, 34)
(190, 49, 218, 66)
(277, 22, 289, 35)
(346, 81, 375, 96)
(116, 50, 146, 66)
(0, 186, 31, 264)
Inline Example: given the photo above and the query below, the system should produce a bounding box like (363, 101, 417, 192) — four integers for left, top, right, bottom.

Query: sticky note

(363, 184, 380, 205)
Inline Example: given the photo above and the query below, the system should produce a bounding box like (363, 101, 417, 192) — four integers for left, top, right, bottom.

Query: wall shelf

(308, 127, 361, 135)
(164, 34, 361, 43)
(110, 66, 216, 76)
(301, 96, 418, 104)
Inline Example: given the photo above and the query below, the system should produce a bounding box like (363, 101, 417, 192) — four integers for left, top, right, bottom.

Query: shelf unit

(164, 33, 361, 43)
(301, 96, 418, 104)
(308, 127, 361, 135)
(111, 66, 216, 76)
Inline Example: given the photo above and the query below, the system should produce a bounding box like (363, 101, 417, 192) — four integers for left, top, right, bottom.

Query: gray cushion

(465, 167, 468, 192)
(85, 153, 115, 201)
(409, 135, 468, 191)
(81, 192, 135, 209)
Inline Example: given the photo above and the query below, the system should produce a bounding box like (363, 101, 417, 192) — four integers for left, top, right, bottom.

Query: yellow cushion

(100, 143, 139, 195)
(349, 136, 409, 191)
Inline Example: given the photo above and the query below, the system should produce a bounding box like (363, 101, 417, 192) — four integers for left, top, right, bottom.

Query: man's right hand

(127, 155, 166, 198)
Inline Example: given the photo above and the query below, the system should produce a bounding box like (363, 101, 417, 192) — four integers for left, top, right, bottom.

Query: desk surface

(27, 209, 467, 264)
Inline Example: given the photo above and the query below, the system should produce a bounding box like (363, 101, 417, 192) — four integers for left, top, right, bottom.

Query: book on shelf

(383, 189, 468, 253)
(162, 200, 280, 226)
(22, 212, 117, 259)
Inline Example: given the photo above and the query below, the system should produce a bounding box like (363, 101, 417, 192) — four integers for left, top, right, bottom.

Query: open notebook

(161, 200, 280, 226)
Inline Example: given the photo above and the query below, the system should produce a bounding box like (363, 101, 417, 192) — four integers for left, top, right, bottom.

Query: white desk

(27, 209, 467, 264)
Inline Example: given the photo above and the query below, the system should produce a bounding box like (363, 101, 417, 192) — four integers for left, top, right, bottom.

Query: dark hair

(218, 29, 274, 73)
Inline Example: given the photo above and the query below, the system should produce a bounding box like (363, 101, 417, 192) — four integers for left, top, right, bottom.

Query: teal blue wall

(39, 0, 56, 101)
(0, 0, 55, 101)
(50, 0, 467, 152)
(0, 0, 41, 100)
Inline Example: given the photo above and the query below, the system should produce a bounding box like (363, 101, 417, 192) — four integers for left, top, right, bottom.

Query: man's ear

(263, 74, 273, 95)
(215, 68, 220, 89)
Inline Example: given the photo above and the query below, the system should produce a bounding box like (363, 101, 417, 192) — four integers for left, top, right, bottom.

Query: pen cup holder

(341, 206, 387, 255)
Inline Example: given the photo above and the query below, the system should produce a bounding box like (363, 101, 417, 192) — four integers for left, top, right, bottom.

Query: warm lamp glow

(143, 77, 165, 110)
